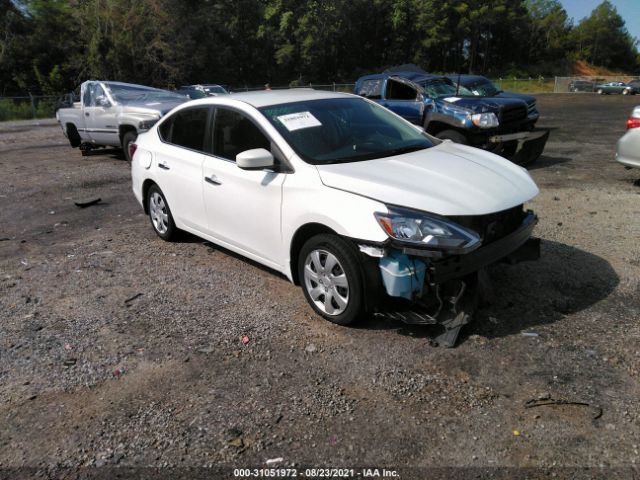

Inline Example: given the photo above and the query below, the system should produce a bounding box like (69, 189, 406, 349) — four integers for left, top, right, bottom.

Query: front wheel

(298, 234, 365, 326)
(122, 130, 138, 162)
(147, 185, 178, 241)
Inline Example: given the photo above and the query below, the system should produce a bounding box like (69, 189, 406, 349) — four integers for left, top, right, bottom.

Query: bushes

(0, 97, 57, 122)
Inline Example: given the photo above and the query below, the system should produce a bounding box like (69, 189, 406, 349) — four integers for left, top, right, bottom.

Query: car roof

(101, 81, 164, 92)
(162, 89, 355, 111)
(222, 88, 352, 108)
(446, 74, 490, 83)
(358, 72, 445, 83)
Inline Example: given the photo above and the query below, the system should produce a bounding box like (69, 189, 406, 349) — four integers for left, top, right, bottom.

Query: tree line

(1, 0, 638, 96)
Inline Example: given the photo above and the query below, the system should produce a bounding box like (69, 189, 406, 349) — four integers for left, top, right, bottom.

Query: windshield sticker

(277, 111, 322, 131)
(443, 97, 461, 103)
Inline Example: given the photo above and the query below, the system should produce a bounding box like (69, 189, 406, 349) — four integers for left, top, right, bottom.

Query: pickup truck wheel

(298, 234, 365, 326)
(502, 141, 518, 157)
(436, 130, 467, 145)
(147, 185, 177, 241)
(66, 124, 82, 148)
(122, 131, 137, 162)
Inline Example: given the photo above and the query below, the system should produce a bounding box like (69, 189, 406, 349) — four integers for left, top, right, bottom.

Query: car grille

(449, 205, 526, 245)
(527, 101, 537, 116)
(500, 105, 527, 125)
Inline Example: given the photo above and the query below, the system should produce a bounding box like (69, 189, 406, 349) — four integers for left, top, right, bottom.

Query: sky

(560, 0, 640, 41)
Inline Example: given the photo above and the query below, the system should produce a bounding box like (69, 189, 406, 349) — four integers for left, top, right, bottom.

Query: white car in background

(130, 89, 540, 346)
(616, 106, 640, 169)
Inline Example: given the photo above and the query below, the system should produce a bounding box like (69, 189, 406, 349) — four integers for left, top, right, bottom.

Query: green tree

(570, 0, 638, 70)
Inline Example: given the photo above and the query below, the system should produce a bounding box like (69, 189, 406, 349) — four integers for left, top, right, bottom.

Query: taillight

(129, 143, 138, 159)
(627, 117, 640, 129)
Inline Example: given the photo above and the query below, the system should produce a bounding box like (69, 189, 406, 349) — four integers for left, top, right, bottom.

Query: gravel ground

(0, 94, 639, 479)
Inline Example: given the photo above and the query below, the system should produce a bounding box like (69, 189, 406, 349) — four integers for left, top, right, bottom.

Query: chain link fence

(0, 95, 72, 122)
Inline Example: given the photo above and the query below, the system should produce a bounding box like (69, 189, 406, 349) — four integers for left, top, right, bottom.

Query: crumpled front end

(358, 204, 540, 347)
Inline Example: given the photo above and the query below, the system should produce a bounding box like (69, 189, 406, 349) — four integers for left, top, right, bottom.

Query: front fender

(281, 172, 389, 280)
(116, 109, 161, 133)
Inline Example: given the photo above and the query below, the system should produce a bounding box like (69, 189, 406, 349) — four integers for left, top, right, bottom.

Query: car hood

(436, 95, 528, 113)
(315, 141, 539, 216)
(496, 91, 536, 106)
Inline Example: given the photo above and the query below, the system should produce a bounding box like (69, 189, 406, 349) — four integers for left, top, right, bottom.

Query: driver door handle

(84, 112, 90, 117)
(205, 174, 222, 186)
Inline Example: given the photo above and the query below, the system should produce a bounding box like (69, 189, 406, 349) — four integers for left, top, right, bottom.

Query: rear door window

(160, 107, 210, 152)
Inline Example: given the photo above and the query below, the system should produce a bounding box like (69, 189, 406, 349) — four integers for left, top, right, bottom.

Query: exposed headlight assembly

(471, 112, 499, 128)
(375, 206, 481, 254)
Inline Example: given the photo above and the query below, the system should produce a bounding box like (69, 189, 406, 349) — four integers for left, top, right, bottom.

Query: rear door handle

(84, 112, 90, 117)
(205, 175, 222, 185)
(158, 161, 170, 170)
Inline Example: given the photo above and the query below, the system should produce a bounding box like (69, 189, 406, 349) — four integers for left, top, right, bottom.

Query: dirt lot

(1, 94, 639, 479)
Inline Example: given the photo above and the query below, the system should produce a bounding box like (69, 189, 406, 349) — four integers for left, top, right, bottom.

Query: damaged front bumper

(426, 211, 538, 283)
(490, 129, 550, 166)
(361, 211, 540, 346)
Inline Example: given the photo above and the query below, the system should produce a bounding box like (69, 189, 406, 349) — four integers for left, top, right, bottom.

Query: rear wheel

(147, 185, 178, 241)
(298, 234, 365, 326)
(122, 130, 137, 162)
(435, 129, 468, 145)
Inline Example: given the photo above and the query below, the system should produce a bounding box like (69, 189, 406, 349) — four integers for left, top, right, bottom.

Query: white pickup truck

(56, 81, 188, 161)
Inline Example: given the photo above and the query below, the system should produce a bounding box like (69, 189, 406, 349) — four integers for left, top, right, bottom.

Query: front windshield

(104, 83, 186, 103)
(260, 97, 433, 165)
(418, 79, 473, 98)
(465, 79, 500, 96)
(204, 85, 227, 94)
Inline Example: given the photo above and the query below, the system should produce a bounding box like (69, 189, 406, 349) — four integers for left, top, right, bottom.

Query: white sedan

(616, 106, 640, 169)
(130, 89, 539, 343)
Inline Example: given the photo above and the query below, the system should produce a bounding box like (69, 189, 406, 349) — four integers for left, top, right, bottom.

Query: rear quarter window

(357, 79, 383, 99)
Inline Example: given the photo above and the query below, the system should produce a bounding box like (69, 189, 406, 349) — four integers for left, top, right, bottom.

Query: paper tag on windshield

(277, 111, 322, 131)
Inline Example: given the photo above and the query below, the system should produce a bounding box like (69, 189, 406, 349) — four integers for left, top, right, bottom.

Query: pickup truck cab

(56, 81, 188, 161)
(355, 69, 548, 165)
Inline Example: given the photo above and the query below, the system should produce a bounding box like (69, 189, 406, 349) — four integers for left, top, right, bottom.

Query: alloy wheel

(303, 249, 349, 316)
(149, 192, 169, 234)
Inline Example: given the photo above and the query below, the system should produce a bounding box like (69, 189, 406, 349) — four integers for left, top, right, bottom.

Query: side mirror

(416, 93, 425, 102)
(96, 95, 110, 107)
(236, 148, 274, 170)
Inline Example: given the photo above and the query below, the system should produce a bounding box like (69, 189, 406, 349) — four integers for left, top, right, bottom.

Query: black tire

(502, 141, 518, 158)
(122, 130, 137, 162)
(146, 185, 178, 241)
(298, 234, 365, 326)
(435, 129, 468, 144)
(66, 124, 82, 148)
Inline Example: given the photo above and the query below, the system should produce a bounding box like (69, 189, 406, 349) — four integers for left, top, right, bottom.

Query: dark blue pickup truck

(354, 68, 548, 165)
